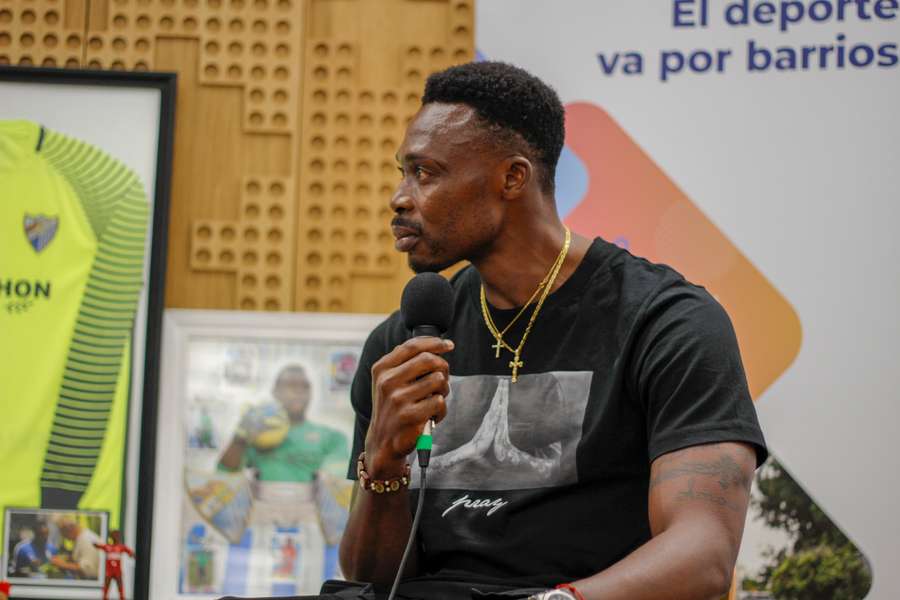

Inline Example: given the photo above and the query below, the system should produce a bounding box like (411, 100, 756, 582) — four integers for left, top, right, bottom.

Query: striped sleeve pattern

(39, 128, 149, 499)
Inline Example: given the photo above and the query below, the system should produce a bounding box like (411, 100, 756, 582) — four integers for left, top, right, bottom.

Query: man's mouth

(391, 223, 421, 252)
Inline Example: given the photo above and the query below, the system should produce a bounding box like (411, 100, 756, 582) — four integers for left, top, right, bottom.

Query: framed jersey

(0, 67, 174, 600)
(151, 309, 383, 600)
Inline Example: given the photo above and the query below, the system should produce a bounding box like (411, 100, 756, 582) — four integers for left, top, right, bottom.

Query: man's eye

(397, 165, 430, 180)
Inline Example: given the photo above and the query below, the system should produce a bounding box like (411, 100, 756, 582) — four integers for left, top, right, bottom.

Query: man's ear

(501, 155, 533, 200)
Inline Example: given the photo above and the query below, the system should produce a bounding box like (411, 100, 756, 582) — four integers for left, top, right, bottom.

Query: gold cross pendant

(492, 337, 503, 358)
(509, 354, 524, 383)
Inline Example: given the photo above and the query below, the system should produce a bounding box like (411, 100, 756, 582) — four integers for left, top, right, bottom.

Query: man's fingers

(401, 351, 450, 382)
(394, 370, 450, 404)
(398, 393, 447, 428)
(425, 394, 449, 424)
(369, 337, 453, 461)
(374, 336, 454, 373)
(374, 352, 449, 401)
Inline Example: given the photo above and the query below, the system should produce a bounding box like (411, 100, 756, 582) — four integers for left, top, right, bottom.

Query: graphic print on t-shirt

(411, 372, 592, 491)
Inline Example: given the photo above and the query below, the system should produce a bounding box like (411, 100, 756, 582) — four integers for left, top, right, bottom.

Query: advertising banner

(478, 2, 898, 597)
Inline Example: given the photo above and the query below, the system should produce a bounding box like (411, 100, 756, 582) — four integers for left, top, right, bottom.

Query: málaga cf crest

(24, 214, 59, 252)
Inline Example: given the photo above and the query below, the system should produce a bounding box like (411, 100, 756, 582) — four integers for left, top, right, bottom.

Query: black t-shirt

(348, 237, 767, 592)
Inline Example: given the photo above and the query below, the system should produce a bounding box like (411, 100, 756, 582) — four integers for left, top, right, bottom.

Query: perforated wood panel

(1, 0, 475, 313)
(81, 0, 303, 133)
(191, 175, 294, 310)
(0, 0, 85, 67)
(296, 0, 474, 313)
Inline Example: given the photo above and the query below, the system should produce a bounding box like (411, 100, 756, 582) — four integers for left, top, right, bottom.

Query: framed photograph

(0, 67, 175, 599)
(150, 309, 384, 600)
(3, 508, 109, 587)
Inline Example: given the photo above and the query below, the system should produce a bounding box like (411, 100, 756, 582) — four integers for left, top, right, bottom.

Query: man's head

(392, 61, 565, 272)
(54, 514, 80, 541)
(33, 516, 49, 543)
(272, 364, 312, 422)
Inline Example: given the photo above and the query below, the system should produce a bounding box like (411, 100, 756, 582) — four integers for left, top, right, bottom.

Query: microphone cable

(387, 419, 434, 600)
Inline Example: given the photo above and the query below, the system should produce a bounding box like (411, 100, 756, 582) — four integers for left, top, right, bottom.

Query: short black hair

(422, 61, 565, 194)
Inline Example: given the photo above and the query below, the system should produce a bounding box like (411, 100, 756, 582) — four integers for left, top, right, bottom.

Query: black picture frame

(0, 66, 176, 600)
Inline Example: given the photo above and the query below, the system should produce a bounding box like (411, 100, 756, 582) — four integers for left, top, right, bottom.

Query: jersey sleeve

(629, 279, 768, 466)
(37, 128, 150, 501)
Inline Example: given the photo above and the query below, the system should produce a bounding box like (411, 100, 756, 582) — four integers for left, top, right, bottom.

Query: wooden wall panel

(295, 0, 474, 314)
(0, 0, 475, 313)
(0, 0, 86, 67)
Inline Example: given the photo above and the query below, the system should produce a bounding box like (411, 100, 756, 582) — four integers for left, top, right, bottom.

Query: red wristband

(556, 583, 586, 600)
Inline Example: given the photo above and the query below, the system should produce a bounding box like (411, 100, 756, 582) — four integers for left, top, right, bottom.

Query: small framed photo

(3, 507, 110, 588)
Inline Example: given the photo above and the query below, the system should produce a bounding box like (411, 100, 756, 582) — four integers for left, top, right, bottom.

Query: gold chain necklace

(481, 234, 568, 357)
(480, 227, 571, 383)
(482, 263, 553, 358)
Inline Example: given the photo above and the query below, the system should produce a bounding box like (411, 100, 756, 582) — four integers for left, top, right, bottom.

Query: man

(218, 364, 348, 483)
(335, 61, 767, 600)
(50, 515, 101, 579)
(217, 363, 349, 590)
(10, 516, 55, 577)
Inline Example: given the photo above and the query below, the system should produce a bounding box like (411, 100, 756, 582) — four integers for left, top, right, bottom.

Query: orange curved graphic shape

(563, 102, 801, 399)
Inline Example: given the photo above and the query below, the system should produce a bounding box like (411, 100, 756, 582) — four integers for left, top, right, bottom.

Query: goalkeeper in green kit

(218, 363, 348, 484)
(216, 363, 351, 588)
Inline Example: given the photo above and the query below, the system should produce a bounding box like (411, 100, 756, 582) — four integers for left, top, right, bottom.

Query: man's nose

(389, 186, 413, 214)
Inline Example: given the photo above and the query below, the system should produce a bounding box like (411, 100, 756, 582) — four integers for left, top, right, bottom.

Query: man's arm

(569, 442, 755, 600)
(217, 437, 249, 471)
(338, 336, 452, 584)
(19, 545, 41, 569)
(50, 555, 82, 573)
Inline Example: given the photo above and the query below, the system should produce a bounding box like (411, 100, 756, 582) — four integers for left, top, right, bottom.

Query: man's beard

(408, 222, 499, 273)
(409, 253, 460, 274)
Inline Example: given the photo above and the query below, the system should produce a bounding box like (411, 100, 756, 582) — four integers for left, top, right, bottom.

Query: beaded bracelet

(356, 452, 411, 494)
(555, 583, 586, 600)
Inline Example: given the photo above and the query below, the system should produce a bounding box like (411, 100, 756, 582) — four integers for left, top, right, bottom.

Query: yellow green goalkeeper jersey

(0, 120, 149, 531)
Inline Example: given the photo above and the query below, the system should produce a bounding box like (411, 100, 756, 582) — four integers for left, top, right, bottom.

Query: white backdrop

(477, 2, 899, 598)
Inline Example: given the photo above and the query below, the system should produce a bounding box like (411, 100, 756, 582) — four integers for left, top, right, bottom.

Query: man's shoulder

(567, 238, 728, 342)
(13, 539, 34, 556)
(79, 529, 102, 544)
(590, 237, 713, 310)
(358, 310, 406, 371)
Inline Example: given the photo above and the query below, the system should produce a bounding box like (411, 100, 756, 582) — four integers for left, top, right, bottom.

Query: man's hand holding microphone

(364, 334, 453, 479)
(339, 272, 455, 586)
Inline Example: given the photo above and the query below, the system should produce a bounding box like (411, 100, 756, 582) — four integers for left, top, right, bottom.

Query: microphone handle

(411, 324, 443, 337)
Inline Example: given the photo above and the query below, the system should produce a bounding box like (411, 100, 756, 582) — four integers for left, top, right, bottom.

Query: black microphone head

(400, 272, 455, 336)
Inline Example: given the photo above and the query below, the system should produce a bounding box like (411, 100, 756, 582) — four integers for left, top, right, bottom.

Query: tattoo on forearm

(676, 478, 742, 513)
(649, 453, 751, 491)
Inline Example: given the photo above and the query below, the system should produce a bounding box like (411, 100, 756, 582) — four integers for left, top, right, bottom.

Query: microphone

(388, 272, 455, 600)
(399, 272, 455, 466)
(400, 271, 454, 338)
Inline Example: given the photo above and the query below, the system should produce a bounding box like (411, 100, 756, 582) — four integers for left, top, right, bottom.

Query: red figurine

(0, 580, 11, 600)
(93, 530, 134, 600)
